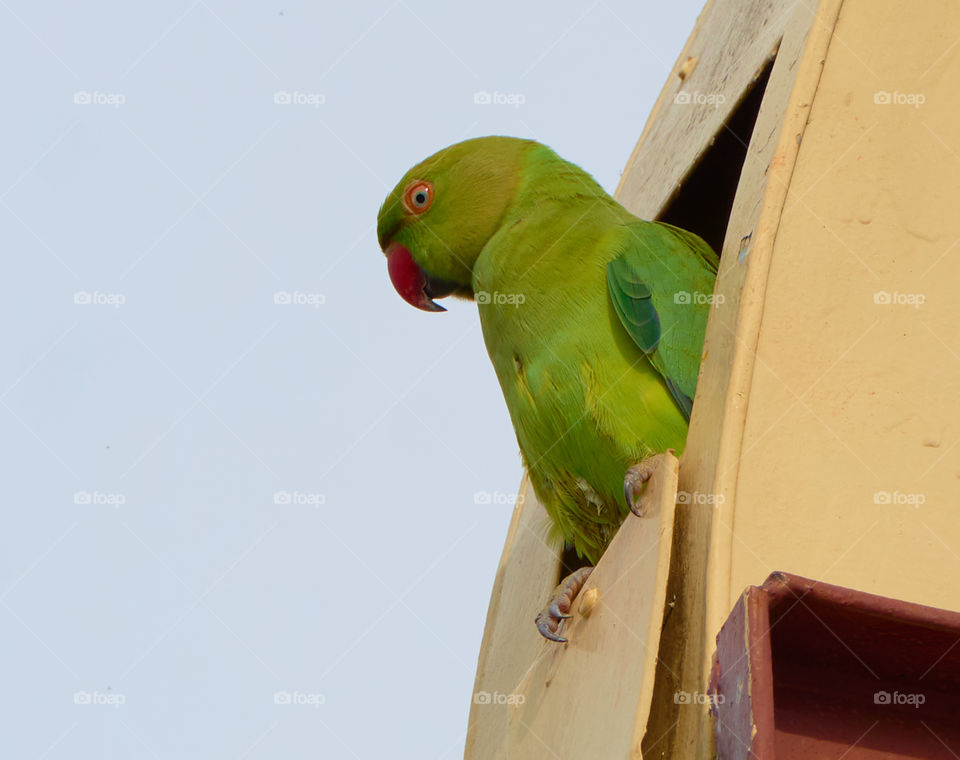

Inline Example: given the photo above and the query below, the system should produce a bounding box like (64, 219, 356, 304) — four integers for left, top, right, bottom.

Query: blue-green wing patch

(664, 377, 693, 420)
(606, 222, 718, 422)
(606, 256, 660, 353)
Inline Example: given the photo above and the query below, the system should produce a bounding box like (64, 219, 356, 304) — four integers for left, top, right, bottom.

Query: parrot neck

(468, 144, 636, 314)
(514, 144, 630, 212)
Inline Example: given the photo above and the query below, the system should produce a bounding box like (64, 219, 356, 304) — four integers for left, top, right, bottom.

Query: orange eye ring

(402, 180, 434, 214)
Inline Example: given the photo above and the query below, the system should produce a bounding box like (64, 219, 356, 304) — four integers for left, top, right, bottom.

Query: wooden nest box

(465, 0, 960, 758)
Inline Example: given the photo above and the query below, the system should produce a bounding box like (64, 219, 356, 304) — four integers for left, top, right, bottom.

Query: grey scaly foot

(624, 450, 674, 517)
(535, 566, 594, 643)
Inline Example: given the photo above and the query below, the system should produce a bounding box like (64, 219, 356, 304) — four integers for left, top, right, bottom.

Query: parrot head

(377, 136, 533, 311)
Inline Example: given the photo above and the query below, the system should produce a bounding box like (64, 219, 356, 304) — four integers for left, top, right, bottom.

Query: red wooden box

(709, 572, 960, 759)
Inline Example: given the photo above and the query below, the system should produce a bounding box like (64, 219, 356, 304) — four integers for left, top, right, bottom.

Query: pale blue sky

(1, 1, 701, 756)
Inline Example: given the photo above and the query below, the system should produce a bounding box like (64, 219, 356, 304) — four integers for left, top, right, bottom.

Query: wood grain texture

(464, 477, 559, 760)
(504, 453, 678, 760)
(618, 1, 845, 756)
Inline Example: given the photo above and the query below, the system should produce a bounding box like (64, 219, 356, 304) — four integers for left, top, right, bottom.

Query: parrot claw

(536, 618, 569, 643)
(535, 566, 594, 643)
(624, 451, 673, 517)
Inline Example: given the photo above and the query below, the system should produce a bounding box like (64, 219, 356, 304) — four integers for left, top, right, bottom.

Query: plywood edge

(701, 0, 845, 669)
(615, 0, 788, 220)
(501, 454, 679, 759)
(687, 1, 845, 756)
(467, 475, 533, 692)
(612, 1, 848, 757)
(464, 477, 560, 760)
(614, 0, 720, 199)
(629, 454, 681, 758)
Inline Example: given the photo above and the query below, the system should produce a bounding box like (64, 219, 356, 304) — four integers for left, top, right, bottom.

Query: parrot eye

(403, 180, 434, 214)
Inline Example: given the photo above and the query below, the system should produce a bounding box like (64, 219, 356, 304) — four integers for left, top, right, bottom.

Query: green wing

(606, 221, 719, 420)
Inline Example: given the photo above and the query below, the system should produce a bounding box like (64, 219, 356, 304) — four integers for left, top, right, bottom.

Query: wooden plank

(464, 477, 560, 760)
(616, 0, 788, 220)
(695, 0, 842, 733)
(616, 1, 845, 757)
(502, 453, 679, 760)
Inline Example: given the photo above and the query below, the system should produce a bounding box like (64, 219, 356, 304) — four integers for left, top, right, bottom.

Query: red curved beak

(386, 243, 451, 312)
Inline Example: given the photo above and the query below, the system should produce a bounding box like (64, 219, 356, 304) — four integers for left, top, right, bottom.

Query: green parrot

(377, 136, 718, 641)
